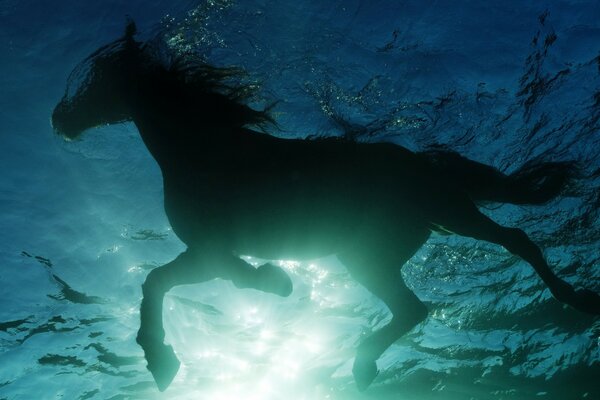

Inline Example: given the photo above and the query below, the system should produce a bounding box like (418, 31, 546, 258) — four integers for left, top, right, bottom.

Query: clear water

(1, 1, 599, 399)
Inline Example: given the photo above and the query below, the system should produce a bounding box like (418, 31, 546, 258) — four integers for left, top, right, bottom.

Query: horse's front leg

(136, 250, 214, 391)
(136, 248, 293, 391)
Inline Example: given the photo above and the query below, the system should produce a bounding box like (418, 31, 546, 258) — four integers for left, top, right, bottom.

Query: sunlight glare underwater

(160, 257, 378, 400)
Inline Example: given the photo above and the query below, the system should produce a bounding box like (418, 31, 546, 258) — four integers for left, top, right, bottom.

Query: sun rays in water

(156, 257, 377, 399)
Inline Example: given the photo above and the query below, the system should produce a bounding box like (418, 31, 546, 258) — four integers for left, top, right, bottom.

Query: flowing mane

(140, 48, 276, 129)
(54, 20, 274, 138)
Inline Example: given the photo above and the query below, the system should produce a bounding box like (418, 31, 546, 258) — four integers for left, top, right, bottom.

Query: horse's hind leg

(435, 196, 600, 315)
(338, 228, 430, 391)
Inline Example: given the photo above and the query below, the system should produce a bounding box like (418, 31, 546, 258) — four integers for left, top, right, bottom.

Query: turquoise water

(1, 1, 599, 399)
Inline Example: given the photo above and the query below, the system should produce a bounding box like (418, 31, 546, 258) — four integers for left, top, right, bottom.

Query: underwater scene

(1, 0, 599, 399)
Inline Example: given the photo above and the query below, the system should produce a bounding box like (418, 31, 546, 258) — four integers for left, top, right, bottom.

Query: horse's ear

(124, 16, 137, 41)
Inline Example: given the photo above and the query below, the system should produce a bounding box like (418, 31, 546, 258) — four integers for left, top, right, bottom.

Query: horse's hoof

(257, 263, 293, 297)
(145, 343, 180, 392)
(353, 354, 379, 392)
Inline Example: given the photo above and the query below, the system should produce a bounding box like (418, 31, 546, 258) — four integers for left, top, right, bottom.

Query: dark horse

(52, 22, 600, 392)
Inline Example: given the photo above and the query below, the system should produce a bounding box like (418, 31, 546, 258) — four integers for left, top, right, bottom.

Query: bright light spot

(216, 372, 231, 381)
(253, 341, 267, 355)
(232, 357, 249, 371)
(127, 265, 141, 273)
(240, 255, 260, 267)
(303, 336, 322, 354)
(278, 259, 301, 271)
(195, 349, 218, 359)
(257, 380, 272, 395)
(125, 306, 137, 315)
(260, 328, 274, 340)
(272, 351, 300, 380)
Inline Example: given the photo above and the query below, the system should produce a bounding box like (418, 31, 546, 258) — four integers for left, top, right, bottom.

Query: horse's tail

(421, 149, 577, 205)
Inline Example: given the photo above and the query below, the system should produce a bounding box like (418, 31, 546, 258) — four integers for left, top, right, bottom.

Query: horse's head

(52, 20, 142, 139)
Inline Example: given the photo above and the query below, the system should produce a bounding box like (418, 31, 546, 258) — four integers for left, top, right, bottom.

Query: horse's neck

(132, 109, 235, 174)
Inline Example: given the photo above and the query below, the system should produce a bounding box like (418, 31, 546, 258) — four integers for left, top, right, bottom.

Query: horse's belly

(229, 193, 359, 259)
(231, 220, 352, 260)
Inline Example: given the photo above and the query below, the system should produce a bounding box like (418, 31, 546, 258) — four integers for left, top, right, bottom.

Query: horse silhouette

(52, 21, 600, 392)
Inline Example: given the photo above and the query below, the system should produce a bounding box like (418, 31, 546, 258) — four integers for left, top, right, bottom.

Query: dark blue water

(1, 1, 599, 399)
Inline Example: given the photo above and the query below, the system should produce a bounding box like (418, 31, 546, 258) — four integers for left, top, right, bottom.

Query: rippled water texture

(1, 1, 599, 399)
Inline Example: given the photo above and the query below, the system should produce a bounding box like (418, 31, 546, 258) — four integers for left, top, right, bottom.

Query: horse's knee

(500, 227, 539, 256)
(505, 227, 528, 242)
(142, 267, 169, 296)
(138, 268, 170, 347)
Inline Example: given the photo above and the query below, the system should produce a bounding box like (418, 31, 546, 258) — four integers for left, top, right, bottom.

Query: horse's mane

(135, 22, 275, 130)
(63, 20, 275, 132)
(151, 52, 276, 129)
